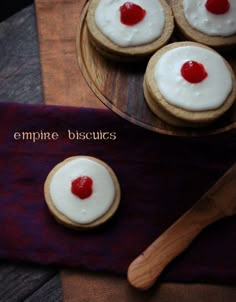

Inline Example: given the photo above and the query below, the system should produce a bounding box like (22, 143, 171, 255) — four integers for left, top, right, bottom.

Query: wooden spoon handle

(127, 198, 224, 290)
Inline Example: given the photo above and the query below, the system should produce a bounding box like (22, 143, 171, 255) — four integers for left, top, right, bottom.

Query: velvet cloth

(0, 102, 236, 284)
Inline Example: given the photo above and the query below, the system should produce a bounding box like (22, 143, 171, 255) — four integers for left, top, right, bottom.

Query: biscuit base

(172, 0, 236, 49)
(44, 156, 121, 230)
(143, 77, 205, 128)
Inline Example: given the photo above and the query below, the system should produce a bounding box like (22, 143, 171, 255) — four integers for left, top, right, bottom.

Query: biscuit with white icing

(172, 0, 236, 48)
(86, 0, 174, 61)
(144, 41, 236, 127)
(44, 156, 121, 229)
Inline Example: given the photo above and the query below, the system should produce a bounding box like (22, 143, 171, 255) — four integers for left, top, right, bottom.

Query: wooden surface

(62, 269, 236, 302)
(77, 3, 236, 136)
(0, 5, 43, 104)
(35, 0, 104, 108)
(0, 5, 62, 302)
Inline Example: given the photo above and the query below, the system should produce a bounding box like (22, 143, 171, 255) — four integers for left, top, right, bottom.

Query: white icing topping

(154, 45, 233, 111)
(183, 0, 236, 36)
(95, 0, 165, 47)
(49, 158, 115, 224)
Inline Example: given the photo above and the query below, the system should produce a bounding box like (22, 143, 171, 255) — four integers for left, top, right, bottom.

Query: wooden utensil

(128, 164, 236, 290)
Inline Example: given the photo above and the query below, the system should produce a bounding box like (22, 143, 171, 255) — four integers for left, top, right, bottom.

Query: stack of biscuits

(86, 0, 236, 127)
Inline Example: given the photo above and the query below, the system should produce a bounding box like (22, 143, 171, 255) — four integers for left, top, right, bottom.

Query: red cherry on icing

(120, 2, 146, 26)
(71, 176, 93, 199)
(205, 0, 230, 15)
(181, 61, 208, 84)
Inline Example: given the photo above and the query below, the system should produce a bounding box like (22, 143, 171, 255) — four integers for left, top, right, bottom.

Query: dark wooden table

(0, 4, 63, 301)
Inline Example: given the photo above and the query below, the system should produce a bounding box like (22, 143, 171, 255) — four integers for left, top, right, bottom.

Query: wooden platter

(76, 1, 236, 136)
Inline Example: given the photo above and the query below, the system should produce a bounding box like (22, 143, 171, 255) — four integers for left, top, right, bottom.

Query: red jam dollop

(120, 2, 146, 26)
(71, 176, 93, 199)
(205, 0, 230, 15)
(181, 61, 208, 84)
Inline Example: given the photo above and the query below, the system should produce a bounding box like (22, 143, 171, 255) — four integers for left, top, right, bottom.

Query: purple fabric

(0, 102, 236, 284)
